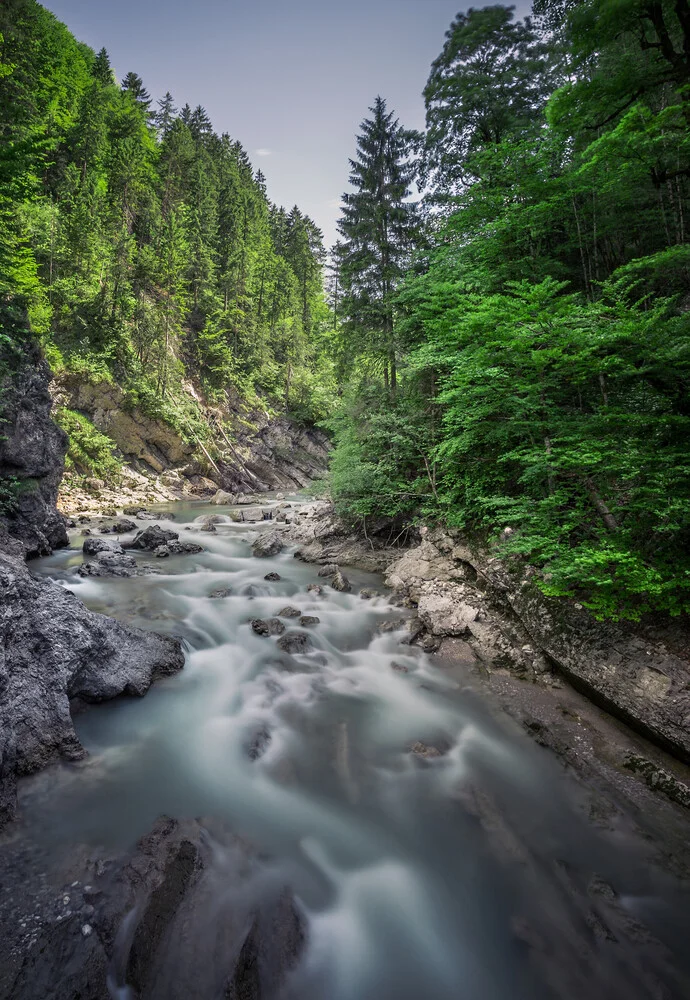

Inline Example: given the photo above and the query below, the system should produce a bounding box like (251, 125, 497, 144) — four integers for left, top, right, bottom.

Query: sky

(44, 0, 530, 249)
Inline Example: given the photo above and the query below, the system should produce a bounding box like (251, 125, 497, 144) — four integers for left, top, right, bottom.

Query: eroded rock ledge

(0, 544, 184, 827)
(288, 505, 690, 764)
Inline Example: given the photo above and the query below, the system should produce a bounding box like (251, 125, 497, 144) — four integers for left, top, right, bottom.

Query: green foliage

(0, 0, 335, 462)
(0, 475, 22, 516)
(54, 407, 121, 483)
(332, 1, 690, 620)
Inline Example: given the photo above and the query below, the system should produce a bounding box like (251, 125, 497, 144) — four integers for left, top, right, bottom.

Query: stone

(128, 525, 179, 551)
(0, 817, 305, 1000)
(250, 618, 286, 637)
(209, 588, 232, 599)
(251, 531, 284, 558)
(264, 572, 281, 582)
(200, 521, 217, 533)
(78, 551, 138, 579)
(210, 490, 235, 505)
(277, 606, 301, 618)
(409, 741, 444, 759)
(83, 537, 124, 556)
(0, 550, 184, 827)
(154, 545, 170, 558)
(299, 615, 320, 627)
(167, 540, 204, 555)
(359, 588, 380, 600)
(330, 570, 352, 593)
(0, 345, 69, 557)
(317, 563, 339, 578)
(306, 584, 323, 596)
(391, 661, 409, 673)
(377, 618, 408, 634)
(276, 632, 314, 655)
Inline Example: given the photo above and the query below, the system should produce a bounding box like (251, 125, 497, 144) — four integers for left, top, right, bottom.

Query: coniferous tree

(153, 92, 177, 136)
(121, 71, 151, 108)
(92, 47, 114, 85)
(337, 97, 419, 390)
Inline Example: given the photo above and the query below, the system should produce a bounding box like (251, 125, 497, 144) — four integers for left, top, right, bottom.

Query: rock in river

(128, 524, 179, 551)
(330, 569, 352, 593)
(251, 530, 285, 558)
(276, 631, 314, 654)
(250, 618, 286, 637)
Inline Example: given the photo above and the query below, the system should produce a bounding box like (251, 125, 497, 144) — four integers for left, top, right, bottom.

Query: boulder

(83, 537, 124, 556)
(112, 518, 137, 533)
(317, 563, 339, 578)
(277, 606, 301, 619)
(167, 540, 204, 555)
(251, 531, 284, 558)
(250, 618, 286, 637)
(209, 588, 233, 599)
(330, 570, 352, 593)
(0, 550, 184, 827)
(306, 584, 323, 596)
(299, 616, 320, 627)
(210, 490, 235, 505)
(128, 525, 179, 551)
(264, 572, 281, 582)
(276, 632, 314, 655)
(78, 551, 138, 578)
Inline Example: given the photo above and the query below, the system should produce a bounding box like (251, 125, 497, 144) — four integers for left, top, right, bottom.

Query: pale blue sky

(45, 1, 531, 247)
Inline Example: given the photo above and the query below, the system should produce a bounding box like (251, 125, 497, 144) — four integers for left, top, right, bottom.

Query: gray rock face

(0, 817, 305, 1000)
(0, 344, 68, 557)
(386, 529, 690, 764)
(251, 530, 284, 558)
(0, 550, 184, 827)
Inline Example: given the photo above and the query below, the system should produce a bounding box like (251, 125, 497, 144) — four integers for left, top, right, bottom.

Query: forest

(1, 0, 690, 621)
(0, 0, 334, 440)
(330, 0, 690, 621)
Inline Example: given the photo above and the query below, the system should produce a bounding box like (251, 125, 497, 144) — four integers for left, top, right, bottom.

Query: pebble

(81, 924, 93, 937)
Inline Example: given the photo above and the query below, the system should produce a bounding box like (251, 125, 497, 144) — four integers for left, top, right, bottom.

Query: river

(23, 497, 690, 1000)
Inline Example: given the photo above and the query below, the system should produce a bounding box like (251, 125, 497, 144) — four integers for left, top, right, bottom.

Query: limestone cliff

(54, 374, 330, 512)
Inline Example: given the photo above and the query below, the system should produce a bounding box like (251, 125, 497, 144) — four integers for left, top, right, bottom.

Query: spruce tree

(122, 71, 151, 108)
(153, 92, 177, 136)
(337, 96, 419, 390)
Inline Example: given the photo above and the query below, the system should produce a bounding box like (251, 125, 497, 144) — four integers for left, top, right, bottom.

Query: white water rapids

(25, 497, 690, 1000)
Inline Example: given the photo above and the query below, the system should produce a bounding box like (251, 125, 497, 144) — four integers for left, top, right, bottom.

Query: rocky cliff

(0, 342, 69, 557)
(54, 374, 330, 513)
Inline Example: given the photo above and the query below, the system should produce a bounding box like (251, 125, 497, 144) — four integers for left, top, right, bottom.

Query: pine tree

(122, 71, 151, 108)
(92, 47, 114, 85)
(337, 96, 419, 391)
(153, 92, 177, 136)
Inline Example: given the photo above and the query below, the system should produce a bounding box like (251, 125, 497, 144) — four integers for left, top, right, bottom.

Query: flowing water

(25, 498, 690, 1000)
